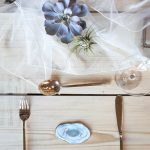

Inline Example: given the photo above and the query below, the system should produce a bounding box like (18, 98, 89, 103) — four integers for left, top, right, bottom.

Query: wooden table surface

(0, 0, 150, 150)
(0, 96, 150, 150)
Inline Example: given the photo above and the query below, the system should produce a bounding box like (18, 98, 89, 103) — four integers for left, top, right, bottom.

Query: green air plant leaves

(71, 28, 97, 53)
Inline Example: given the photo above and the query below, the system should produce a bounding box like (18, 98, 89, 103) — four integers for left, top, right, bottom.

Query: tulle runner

(0, 0, 149, 89)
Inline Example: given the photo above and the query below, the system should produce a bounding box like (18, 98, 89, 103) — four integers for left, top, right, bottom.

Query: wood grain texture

(0, 0, 149, 150)
(0, 96, 150, 149)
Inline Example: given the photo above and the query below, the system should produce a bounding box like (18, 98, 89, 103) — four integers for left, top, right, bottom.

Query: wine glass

(115, 55, 150, 96)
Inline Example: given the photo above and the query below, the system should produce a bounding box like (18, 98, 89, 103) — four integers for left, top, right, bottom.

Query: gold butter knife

(115, 95, 123, 150)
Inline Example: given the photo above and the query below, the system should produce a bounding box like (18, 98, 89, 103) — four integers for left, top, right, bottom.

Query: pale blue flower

(42, 0, 89, 44)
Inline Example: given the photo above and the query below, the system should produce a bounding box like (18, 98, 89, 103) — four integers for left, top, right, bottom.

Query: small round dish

(55, 123, 91, 144)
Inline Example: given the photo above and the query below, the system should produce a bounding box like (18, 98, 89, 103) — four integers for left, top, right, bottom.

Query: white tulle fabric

(0, 0, 149, 88)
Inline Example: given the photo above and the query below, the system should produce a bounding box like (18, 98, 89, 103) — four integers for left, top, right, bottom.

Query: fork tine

(19, 97, 29, 110)
(23, 99, 25, 109)
(19, 100, 21, 109)
(19, 99, 23, 110)
(23, 99, 26, 110)
(25, 97, 30, 110)
(25, 98, 29, 110)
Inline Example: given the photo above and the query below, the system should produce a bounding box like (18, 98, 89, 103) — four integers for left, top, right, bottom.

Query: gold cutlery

(39, 79, 112, 95)
(115, 95, 123, 150)
(19, 97, 30, 150)
(62, 82, 110, 87)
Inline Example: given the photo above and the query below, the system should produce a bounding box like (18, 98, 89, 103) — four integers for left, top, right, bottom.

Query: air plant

(71, 28, 97, 53)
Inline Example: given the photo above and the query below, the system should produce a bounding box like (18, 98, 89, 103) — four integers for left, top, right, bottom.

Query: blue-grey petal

(45, 20, 60, 35)
(59, 0, 76, 8)
(44, 12, 59, 20)
(42, 1, 54, 12)
(70, 16, 80, 23)
(69, 22, 82, 36)
(53, 2, 64, 13)
(56, 24, 69, 37)
(72, 4, 81, 15)
(61, 32, 74, 44)
(69, 0, 77, 7)
(64, 0, 70, 7)
(58, 0, 70, 8)
(78, 20, 86, 30)
(45, 19, 55, 25)
(78, 4, 89, 17)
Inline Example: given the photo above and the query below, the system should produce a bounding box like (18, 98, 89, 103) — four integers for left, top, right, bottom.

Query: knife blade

(115, 95, 123, 150)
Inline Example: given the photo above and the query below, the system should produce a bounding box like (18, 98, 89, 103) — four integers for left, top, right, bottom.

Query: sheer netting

(0, 0, 149, 89)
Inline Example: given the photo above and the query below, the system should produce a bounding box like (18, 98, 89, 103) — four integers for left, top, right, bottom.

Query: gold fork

(19, 97, 30, 150)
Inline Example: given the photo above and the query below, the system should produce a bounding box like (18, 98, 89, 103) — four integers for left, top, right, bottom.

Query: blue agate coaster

(55, 123, 91, 144)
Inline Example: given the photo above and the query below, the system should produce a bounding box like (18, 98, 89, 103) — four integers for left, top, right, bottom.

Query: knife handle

(120, 135, 123, 150)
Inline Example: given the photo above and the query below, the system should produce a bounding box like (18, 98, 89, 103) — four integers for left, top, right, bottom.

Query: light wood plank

(0, 96, 150, 149)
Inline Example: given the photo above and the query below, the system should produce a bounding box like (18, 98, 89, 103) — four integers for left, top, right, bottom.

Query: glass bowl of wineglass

(115, 55, 150, 96)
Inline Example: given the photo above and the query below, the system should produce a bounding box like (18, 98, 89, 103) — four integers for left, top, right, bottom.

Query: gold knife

(115, 95, 123, 150)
